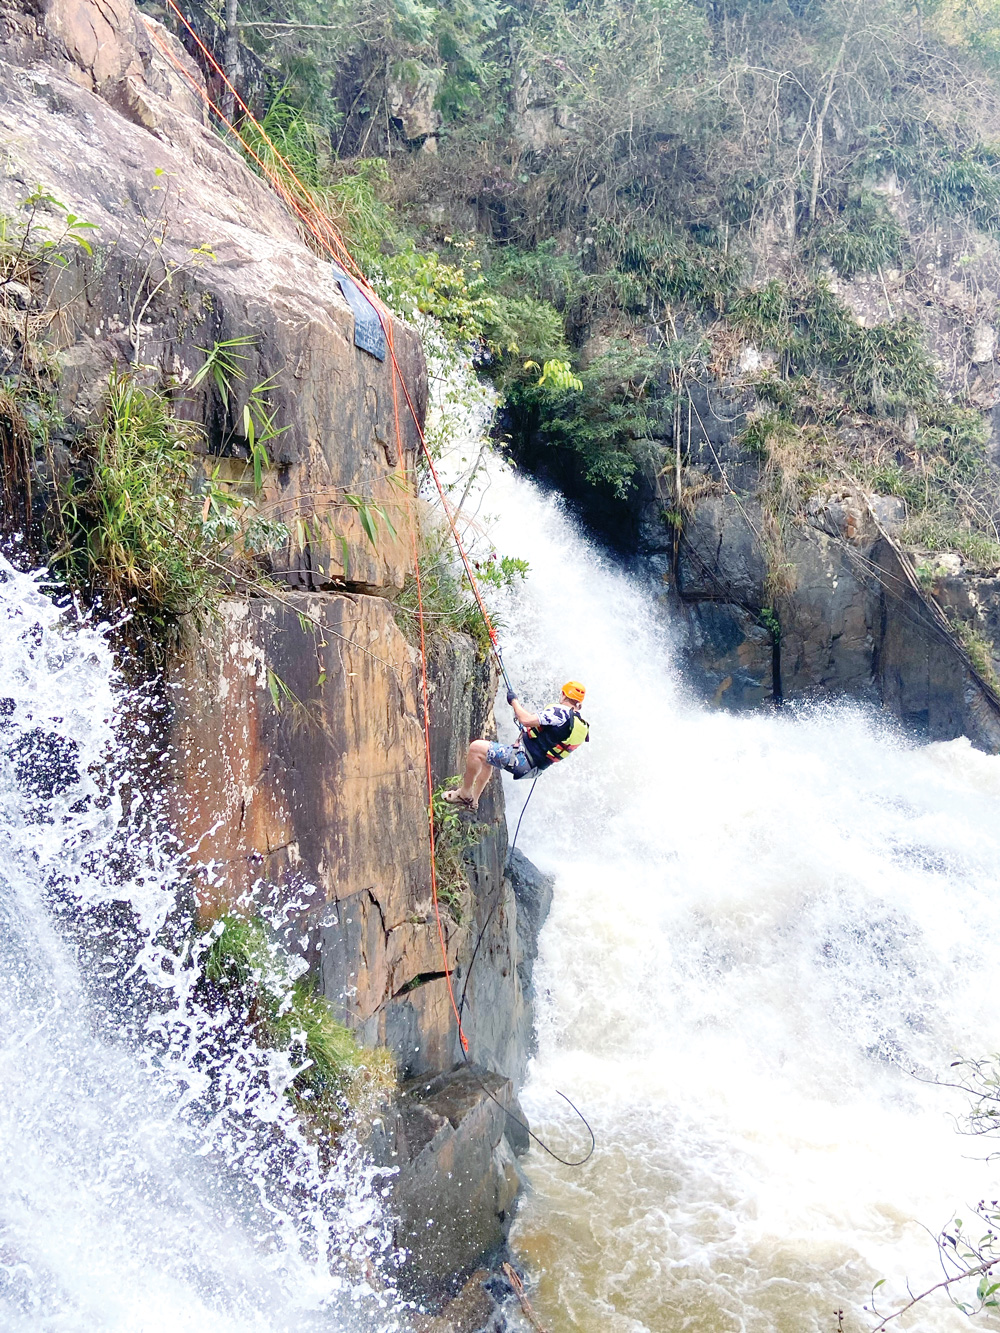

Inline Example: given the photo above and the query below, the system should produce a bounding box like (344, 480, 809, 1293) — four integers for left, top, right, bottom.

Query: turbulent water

(0, 560, 402, 1332)
(450, 452, 1000, 1333)
(7, 357, 1000, 1331)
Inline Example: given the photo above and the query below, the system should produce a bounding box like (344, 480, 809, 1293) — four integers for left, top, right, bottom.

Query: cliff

(0, 0, 548, 1304)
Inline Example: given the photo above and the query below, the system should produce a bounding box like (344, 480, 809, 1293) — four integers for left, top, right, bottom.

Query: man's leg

(470, 745, 498, 803)
(459, 739, 491, 802)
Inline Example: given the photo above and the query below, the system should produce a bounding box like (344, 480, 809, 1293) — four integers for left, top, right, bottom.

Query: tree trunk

(808, 0, 862, 221)
(222, 0, 239, 124)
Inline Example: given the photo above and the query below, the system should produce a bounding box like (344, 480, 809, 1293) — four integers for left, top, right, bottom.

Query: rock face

(625, 385, 1000, 749)
(0, 0, 552, 1295)
(388, 64, 442, 144)
(390, 1064, 523, 1294)
(1, 0, 425, 592)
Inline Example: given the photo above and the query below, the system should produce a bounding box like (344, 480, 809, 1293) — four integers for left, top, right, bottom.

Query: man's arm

(511, 697, 540, 730)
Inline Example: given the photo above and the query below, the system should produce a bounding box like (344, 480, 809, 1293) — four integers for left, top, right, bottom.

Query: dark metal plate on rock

(331, 262, 387, 361)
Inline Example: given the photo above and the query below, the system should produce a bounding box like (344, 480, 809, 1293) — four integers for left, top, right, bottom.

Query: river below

(466, 452, 1000, 1333)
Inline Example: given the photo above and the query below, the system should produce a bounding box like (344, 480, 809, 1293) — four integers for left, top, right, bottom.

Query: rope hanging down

(147, 12, 592, 1158)
(145, 15, 473, 1049)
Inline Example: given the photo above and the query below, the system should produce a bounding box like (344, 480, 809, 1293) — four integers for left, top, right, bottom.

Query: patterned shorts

(485, 742, 535, 779)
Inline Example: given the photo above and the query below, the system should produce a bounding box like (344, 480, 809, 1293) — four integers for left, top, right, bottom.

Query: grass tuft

(200, 915, 396, 1137)
(431, 783, 486, 920)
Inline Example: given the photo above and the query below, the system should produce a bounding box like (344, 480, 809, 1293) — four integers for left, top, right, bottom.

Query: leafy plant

(431, 783, 486, 919)
(342, 491, 397, 548)
(805, 191, 904, 279)
(901, 514, 1000, 572)
(739, 408, 797, 458)
(191, 337, 289, 488)
(758, 606, 780, 641)
(508, 340, 661, 496)
(52, 373, 287, 616)
(199, 915, 395, 1135)
(191, 334, 255, 402)
(393, 528, 497, 656)
(473, 552, 529, 590)
(9, 188, 98, 265)
(730, 280, 793, 348)
(524, 358, 583, 392)
(54, 373, 211, 613)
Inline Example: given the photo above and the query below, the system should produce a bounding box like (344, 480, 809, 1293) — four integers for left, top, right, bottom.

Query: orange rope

(156, 2, 501, 648)
(149, 10, 484, 1050)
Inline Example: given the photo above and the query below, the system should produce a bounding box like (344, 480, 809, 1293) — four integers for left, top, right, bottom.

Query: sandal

(441, 790, 478, 812)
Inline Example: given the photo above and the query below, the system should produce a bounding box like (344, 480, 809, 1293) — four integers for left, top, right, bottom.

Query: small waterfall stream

(451, 449, 1000, 1333)
(0, 560, 400, 1332)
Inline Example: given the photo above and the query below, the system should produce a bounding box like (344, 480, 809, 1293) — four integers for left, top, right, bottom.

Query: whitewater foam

(0, 560, 401, 1332)
(441, 450, 1000, 1333)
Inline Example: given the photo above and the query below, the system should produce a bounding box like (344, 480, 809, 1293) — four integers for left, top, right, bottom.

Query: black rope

(456, 769, 596, 1168)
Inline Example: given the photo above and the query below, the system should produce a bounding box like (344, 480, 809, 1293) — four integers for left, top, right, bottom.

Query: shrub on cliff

(199, 915, 396, 1141)
(52, 373, 287, 621)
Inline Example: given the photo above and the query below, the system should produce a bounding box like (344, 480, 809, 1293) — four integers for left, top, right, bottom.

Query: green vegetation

(474, 552, 530, 589)
(51, 372, 287, 618)
(169, 0, 1000, 560)
(1, 191, 289, 625)
(507, 340, 661, 496)
(431, 783, 485, 919)
(393, 524, 525, 655)
(948, 617, 1000, 690)
(199, 915, 395, 1134)
(804, 191, 905, 280)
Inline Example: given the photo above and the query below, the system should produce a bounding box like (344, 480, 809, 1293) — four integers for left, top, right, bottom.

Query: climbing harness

(143, 11, 594, 1162)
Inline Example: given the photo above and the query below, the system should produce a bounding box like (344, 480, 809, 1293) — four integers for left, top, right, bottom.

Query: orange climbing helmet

(561, 680, 586, 703)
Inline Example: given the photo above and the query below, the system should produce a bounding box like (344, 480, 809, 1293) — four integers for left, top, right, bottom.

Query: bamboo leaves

(343, 492, 397, 548)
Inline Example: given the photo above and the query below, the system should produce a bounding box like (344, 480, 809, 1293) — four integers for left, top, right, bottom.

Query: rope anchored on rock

(148, 4, 595, 1164)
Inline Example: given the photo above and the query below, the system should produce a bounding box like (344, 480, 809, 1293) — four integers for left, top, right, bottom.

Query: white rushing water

(442, 443, 1000, 1333)
(0, 559, 401, 1332)
(8, 326, 1000, 1331)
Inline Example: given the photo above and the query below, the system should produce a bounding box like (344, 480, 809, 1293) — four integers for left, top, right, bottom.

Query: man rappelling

(442, 680, 589, 813)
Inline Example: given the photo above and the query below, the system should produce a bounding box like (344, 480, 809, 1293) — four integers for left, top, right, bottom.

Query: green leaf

(376, 503, 397, 539)
(359, 505, 378, 546)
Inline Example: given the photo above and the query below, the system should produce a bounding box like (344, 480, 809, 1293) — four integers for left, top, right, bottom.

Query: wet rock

(777, 526, 878, 699)
(414, 1269, 505, 1333)
(507, 848, 552, 1004)
(680, 601, 774, 708)
(457, 848, 553, 1093)
(874, 540, 1000, 748)
(676, 493, 767, 605)
(391, 1064, 524, 1296)
(167, 593, 441, 1028)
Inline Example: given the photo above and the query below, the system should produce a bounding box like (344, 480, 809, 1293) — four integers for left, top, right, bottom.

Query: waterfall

(453, 452, 1000, 1332)
(0, 560, 401, 1332)
(7, 337, 1000, 1330)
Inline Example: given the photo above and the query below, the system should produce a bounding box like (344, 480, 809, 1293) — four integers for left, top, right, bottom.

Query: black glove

(506, 688, 518, 705)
